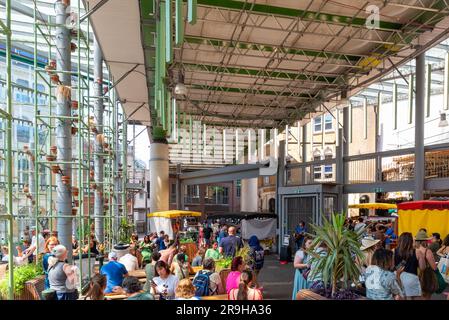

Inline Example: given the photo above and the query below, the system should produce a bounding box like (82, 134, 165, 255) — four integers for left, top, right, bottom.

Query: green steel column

(33, 0, 40, 262)
(175, 0, 184, 46)
(5, 0, 14, 300)
(187, 0, 197, 24)
(165, 0, 173, 63)
(122, 117, 127, 218)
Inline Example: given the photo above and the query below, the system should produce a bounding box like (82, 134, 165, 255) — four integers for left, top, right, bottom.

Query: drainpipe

(55, 0, 72, 262)
(94, 36, 104, 243)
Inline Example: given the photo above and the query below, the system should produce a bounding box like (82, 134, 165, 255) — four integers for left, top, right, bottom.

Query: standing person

(155, 231, 166, 251)
(294, 221, 306, 251)
(248, 235, 265, 275)
(84, 274, 107, 300)
(123, 277, 154, 300)
(225, 256, 246, 293)
(292, 236, 313, 299)
(205, 241, 221, 260)
(176, 279, 200, 300)
(47, 245, 79, 300)
(118, 247, 139, 272)
(414, 230, 438, 300)
(23, 226, 45, 260)
(163, 234, 170, 249)
(384, 222, 397, 250)
(144, 251, 161, 291)
(393, 232, 423, 300)
(228, 270, 263, 300)
(193, 258, 223, 296)
(374, 225, 387, 247)
(217, 226, 228, 244)
(100, 252, 128, 293)
(364, 248, 404, 300)
(219, 226, 243, 258)
(151, 260, 179, 300)
(140, 234, 153, 266)
(308, 242, 328, 290)
(43, 236, 60, 290)
(203, 223, 213, 247)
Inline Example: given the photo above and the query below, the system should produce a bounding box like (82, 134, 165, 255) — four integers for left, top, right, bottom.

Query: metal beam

(180, 163, 265, 185)
(343, 180, 414, 194)
(80, 0, 109, 22)
(194, 0, 404, 31)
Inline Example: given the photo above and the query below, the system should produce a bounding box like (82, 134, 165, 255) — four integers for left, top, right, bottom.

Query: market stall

(147, 210, 202, 262)
(348, 202, 397, 216)
(397, 200, 449, 236)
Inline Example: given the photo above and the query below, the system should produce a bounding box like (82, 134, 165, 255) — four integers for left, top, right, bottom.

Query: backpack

(193, 270, 212, 296)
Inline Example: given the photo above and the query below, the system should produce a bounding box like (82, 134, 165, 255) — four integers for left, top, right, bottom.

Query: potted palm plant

(297, 213, 365, 300)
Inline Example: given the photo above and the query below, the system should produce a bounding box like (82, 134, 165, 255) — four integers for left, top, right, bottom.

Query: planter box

(296, 289, 367, 301)
(14, 275, 46, 300)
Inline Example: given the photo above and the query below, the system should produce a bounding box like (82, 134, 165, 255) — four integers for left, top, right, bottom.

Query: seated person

(100, 252, 128, 293)
(192, 258, 223, 296)
(229, 270, 263, 300)
(175, 279, 199, 300)
(118, 248, 139, 272)
(191, 248, 205, 267)
(123, 276, 154, 300)
(205, 241, 221, 260)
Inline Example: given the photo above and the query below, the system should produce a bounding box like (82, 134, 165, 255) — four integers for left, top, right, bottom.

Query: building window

(170, 183, 177, 204)
(324, 114, 333, 131)
(313, 150, 321, 180)
(184, 185, 200, 204)
(286, 169, 292, 183)
(139, 192, 144, 200)
(236, 180, 241, 198)
(324, 151, 333, 179)
(146, 181, 150, 198)
(313, 116, 322, 133)
(263, 176, 270, 186)
(205, 186, 229, 205)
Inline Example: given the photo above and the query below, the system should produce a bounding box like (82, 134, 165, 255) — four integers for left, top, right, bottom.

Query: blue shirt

(43, 253, 51, 289)
(155, 237, 166, 251)
(385, 228, 396, 245)
(100, 260, 128, 293)
(295, 226, 306, 235)
(219, 235, 243, 257)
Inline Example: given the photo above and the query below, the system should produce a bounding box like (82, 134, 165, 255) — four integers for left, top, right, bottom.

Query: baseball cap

(108, 251, 117, 260)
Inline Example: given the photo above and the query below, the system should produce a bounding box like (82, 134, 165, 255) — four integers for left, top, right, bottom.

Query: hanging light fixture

(174, 69, 188, 96)
(439, 112, 448, 127)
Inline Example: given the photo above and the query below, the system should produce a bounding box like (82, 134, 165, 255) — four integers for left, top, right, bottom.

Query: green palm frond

(306, 212, 364, 296)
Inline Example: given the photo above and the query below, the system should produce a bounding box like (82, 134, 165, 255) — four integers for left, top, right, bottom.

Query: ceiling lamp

(438, 112, 448, 127)
(174, 83, 187, 96)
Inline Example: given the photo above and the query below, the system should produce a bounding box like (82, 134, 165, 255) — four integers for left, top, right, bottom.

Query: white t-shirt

(354, 223, 366, 234)
(31, 234, 45, 255)
(153, 274, 179, 299)
(118, 253, 139, 272)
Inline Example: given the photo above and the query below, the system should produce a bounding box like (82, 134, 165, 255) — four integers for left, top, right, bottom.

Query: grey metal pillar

(342, 105, 350, 213)
(336, 128, 344, 212)
(415, 53, 425, 200)
(276, 140, 286, 254)
(301, 124, 307, 184)
(55, 0, 72, 261)
(94, 36, 105, 243)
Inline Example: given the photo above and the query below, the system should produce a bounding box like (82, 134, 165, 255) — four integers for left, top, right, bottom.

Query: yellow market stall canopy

(348, 203, 397, 210)
(398, 201, 449, 237)
(147, 210, 202, 219)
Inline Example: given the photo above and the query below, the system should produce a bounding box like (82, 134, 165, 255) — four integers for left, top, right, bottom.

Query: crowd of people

(292, 218, 449, 300)
(30, 222, 265, 300)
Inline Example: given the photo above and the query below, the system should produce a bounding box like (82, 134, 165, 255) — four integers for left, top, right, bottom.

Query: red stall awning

(397, 200, 449, 211)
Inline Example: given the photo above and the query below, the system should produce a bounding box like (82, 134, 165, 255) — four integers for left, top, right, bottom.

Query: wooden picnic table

(104, 293, 127, 300)
(191, 266, 202, 274)
(128, 269, 146, 278)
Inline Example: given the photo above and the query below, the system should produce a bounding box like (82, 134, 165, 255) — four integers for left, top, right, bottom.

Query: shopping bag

(434, 269, 447, 294)
(437, 257, 449, 283)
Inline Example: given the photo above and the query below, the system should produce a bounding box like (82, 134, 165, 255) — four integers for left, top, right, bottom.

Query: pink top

(225, 271, 241, 294)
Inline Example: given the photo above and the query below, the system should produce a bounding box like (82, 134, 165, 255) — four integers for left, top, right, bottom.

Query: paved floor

(257, 254, 294, 300)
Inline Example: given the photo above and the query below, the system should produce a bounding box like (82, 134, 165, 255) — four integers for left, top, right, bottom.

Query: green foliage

(215, 257, 233, 272)
(306, 213, 364, 296)
(179, 238, 194, 244)
(118, 217, 134, 244)
(0, 262, 44, 298)
(152, 127, 167, 142)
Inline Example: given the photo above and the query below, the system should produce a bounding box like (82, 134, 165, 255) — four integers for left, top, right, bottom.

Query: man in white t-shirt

(23, 227, 45, 258)
(118, 248, 139, 272)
